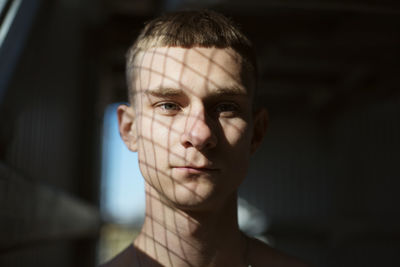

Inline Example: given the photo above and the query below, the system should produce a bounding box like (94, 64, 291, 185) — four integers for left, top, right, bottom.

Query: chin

(159, 183, 212, 209)
(165, 183, 231, 212)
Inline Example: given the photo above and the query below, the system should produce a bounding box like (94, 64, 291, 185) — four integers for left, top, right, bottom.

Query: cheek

(138, 115, 167, 152)
(139, 114, 182, 143)
(135, 115, 172, 186)
(136, 114, 180, 167)
(219, 119, 251, 147)
(223, 120, 251, 186)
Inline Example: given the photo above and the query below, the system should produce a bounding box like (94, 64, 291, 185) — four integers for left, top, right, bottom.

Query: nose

(180, 109, 217, 150)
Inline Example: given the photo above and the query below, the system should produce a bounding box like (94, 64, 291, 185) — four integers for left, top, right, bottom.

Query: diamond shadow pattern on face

(116, 46, 268, 267)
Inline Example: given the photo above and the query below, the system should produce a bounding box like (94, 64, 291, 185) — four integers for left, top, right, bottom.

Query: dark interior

(1, 0, 399, 266)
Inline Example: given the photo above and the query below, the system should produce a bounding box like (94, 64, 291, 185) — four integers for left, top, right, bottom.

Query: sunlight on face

(132, 47, 256, 210)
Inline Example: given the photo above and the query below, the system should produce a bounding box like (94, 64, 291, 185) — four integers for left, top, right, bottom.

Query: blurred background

(1, 0, 399, 266)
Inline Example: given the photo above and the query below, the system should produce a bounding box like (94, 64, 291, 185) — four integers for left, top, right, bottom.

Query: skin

(105, 46, 307, 267)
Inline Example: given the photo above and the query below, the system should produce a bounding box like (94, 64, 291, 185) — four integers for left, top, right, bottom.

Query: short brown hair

(126, 9, 257, 102)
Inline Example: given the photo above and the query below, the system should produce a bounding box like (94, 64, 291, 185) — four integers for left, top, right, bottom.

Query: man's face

(120, 46, 266, 210)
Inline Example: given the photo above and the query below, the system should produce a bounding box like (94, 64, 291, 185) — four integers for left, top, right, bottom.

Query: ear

(117, 104, 138, 152)
(250, 108, 268, 154)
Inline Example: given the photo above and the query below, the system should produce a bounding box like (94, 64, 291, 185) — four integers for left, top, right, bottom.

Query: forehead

(133, 46, 252, 97)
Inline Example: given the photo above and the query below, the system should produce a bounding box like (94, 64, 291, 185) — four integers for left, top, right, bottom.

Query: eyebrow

(143, 86, 248, 98)
(143, 87, 184, 98)
(210, 87, 248, 97)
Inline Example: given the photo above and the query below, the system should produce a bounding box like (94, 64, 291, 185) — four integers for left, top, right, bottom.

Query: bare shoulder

(247, 237, 312, 267)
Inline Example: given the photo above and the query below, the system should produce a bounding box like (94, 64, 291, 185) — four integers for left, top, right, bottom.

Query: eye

(215, 102, 239, 117)
(156, 102, 181, 115)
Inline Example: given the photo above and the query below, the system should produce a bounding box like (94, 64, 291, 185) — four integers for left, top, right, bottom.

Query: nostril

(180, 132, 193, 148)
(180, 119, 217, 150)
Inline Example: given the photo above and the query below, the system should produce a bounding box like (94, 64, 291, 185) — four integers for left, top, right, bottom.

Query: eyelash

(154, 102, 240, 117)
(215, 102, 239, 114)
(155, 102, 181, 114)
(215, 102, 240, 117)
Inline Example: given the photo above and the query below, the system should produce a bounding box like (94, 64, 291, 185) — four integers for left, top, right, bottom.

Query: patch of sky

(100, 103, 145, 226)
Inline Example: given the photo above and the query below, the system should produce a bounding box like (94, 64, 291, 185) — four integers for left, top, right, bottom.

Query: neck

(134, 184, 247, 267)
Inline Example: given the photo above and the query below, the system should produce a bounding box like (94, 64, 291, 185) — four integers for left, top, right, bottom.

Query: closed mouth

(174, 166, 218, 172)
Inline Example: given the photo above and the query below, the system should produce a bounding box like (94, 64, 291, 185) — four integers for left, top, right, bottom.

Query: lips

(173, 166, 218, 174)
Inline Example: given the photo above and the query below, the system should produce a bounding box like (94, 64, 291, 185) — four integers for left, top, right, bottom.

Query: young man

(104, 10, 308, 267)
